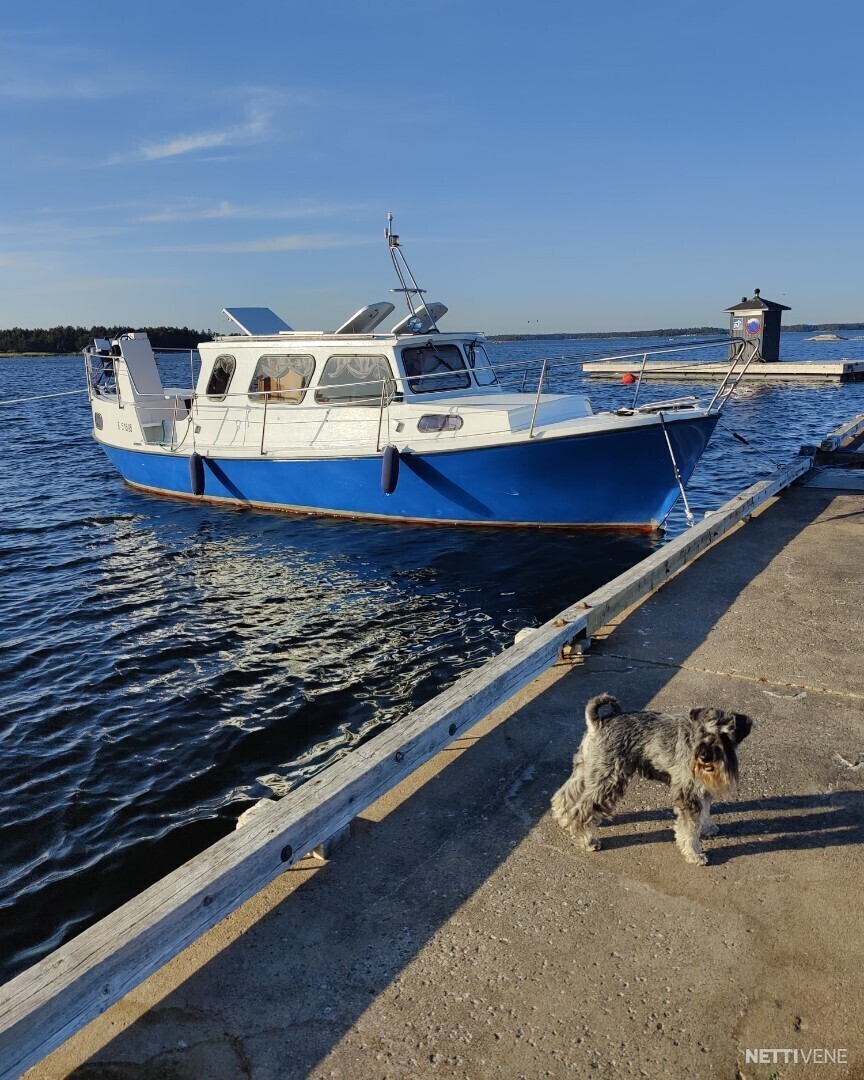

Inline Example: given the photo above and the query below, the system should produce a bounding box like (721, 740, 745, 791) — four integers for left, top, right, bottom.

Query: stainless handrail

(707, 339, 759, 412)
(376, 381, 388, 452)
(528, 358, 548, 438)
(705, 339, 746, 410)
(260, 394, 269, 455)
(631, 353, 649, 409)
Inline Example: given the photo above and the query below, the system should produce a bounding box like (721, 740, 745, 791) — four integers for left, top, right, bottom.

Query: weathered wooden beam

(819, 412, 864, 451)
(583, 359, 864, 382)
(0, 453, 813, 1080)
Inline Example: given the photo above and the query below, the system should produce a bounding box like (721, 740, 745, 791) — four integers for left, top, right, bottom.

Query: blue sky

(1, 0, 861, 334)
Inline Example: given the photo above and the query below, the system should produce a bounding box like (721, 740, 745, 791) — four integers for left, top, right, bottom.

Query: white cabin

(87, 305, 599, 461)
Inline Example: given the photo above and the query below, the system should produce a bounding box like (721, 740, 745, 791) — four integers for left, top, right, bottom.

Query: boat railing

(496, 336, 733, 391)
(502, 337, 752, 436)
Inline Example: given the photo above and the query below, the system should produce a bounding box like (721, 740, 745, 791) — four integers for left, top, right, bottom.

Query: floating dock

(4, 417, 864, 1079)
(582, 357, 864, 381)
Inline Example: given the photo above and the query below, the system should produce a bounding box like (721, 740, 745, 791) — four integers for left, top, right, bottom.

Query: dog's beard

(693, 757, 735, 793)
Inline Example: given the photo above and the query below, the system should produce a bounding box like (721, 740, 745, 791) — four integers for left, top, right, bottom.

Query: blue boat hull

(99, 414, 719, 528)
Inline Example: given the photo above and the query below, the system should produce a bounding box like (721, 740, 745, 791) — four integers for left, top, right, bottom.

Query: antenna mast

(385, 213, 439, 331)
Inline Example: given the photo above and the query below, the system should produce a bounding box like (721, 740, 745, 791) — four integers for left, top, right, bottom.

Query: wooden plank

(819, 412, 864, 451)
(0, 453, 813, 1080)
(582, 360, 864, 382)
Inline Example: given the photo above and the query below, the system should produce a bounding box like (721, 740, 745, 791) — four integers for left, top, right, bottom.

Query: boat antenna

(385, 213, 439, 331)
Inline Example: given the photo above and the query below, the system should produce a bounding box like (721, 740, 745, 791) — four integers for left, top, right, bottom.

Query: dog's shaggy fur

(550, 693, 753, 865)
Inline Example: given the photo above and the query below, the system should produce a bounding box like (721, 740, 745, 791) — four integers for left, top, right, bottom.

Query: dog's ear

(733, 712, 753, 743)
(689, 707, 718, 727)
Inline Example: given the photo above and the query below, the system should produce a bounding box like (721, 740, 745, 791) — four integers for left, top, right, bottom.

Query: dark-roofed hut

(724, 289, 790, 363)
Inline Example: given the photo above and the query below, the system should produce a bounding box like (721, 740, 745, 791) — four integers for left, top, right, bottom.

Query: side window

(205, 354, 236, 400)
(466, 341, 499, 387)
(249, 354, 315, 403)
(315, 355, 394, 405)
(401, 343, 470, 393)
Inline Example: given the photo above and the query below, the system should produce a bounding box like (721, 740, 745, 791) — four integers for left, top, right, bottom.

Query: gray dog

(551, 693, 753, 865)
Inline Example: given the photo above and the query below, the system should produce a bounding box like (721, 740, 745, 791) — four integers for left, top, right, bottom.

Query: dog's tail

(585, 693, 621, 729)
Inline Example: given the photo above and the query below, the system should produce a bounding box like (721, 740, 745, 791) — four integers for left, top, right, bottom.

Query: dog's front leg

(699, 797, 719, 838)
(672, 790, 708, 866)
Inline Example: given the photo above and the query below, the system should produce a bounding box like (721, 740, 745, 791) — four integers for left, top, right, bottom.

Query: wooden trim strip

(819, 412, 864, 451)
(0, 454, 813, 1079)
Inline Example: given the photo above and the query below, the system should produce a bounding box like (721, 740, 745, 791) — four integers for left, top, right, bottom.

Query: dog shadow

(597, 791, 864, 864)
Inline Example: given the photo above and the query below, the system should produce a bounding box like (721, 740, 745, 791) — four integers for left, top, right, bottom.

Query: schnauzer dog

(551, 693, 752, 865)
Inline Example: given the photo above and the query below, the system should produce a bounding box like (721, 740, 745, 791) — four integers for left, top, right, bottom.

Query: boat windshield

(402, 343, 471, 394)
(466, 341, 499, 387)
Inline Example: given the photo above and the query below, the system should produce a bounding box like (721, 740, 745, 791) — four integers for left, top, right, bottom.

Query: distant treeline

(784, 323, 864, 333)
(4, 321, 863, 354)
(492, 322, 864, 342)
(0, 325, 213, 355)
(490, 327, 725, 342)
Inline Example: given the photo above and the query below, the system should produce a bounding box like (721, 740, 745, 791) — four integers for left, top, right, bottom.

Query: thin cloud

(115, 104, 271, 164)
(156, 234, 373, 253)
(136, 201, 366, 224)
(37, 200, 147, 216)
(140, 200, 237, 222)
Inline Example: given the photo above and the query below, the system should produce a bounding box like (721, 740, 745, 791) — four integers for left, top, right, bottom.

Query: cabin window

(249, 354, 315, 403)
(466, 341, 499, 387)
(205, 354, 236, 400)
(315, 355, 395, 405)
(401, 343, 470, 394)
(418, 414, 463, 432)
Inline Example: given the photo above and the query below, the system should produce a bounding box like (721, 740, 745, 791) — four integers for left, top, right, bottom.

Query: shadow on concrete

(64, 487, 845, 1078)
(812, 505, 864, 524)
(599, 791, 864, 862)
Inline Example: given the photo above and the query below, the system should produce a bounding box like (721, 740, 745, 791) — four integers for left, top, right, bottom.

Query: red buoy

(621, 372, 636, 385)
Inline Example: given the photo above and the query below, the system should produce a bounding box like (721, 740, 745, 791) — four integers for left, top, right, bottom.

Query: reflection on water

(2, 336, 864, 982)
(83, 508, 660, 801)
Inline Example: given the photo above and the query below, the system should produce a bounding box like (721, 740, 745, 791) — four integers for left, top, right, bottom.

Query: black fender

(189, 452, 205, 496)
(381, 445, 400, 495)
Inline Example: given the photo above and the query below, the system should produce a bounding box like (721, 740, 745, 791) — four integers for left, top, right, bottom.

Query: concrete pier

(24, 468, 864, 1079)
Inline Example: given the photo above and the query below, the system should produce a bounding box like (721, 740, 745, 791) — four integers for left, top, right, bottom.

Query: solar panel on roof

(334, 301, 396, 335)
(222, 307, 293, 336)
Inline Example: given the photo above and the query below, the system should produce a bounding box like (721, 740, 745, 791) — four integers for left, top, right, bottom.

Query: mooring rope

(658, 411, 696, 527)
(0, 388, 89, 406)
(718, 418, 784, 468)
